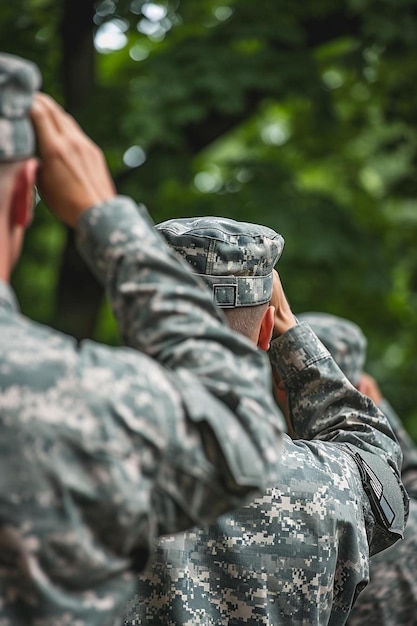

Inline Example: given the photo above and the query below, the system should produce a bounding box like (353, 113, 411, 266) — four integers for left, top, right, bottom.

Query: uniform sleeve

(75, 197, 286, 510)
(378, 398, 417, 499)
(0, 275, 282, 626)
(269, 322, 408, 553)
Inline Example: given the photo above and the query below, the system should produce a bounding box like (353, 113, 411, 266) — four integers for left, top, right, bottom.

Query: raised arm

(268, 271, 407, 551)
(31, 92, 285, 512)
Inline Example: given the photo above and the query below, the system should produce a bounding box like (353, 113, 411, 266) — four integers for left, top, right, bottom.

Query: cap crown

(157, 216, 284, 308)
(0, 52, 41, 161)
(298, 312, 367, 386)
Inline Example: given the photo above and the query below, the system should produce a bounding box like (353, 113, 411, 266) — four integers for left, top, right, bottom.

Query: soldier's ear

(258, 305, 275, 351)
(10, 159, 38, 228)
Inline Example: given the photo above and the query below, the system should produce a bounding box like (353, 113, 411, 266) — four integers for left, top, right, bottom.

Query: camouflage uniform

(298, 312, 417, 626)
(0, 55, 289, 624)
(124, 219, 407, 626)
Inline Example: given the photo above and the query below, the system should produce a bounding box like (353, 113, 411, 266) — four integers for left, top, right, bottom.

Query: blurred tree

(2, 0, 417, 434)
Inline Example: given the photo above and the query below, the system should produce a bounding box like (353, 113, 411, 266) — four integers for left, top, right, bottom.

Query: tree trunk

(54, 0, 104, 340)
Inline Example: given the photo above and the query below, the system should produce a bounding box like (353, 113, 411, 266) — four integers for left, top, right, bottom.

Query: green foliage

(5, 0, 417, 435)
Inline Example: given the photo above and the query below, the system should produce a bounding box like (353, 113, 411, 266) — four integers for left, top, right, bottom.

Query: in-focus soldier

(124, 216, 408, 626)
(298, 312, 417, 626)
(0, 52, 292, 624)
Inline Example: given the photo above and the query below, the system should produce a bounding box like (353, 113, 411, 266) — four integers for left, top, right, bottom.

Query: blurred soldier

(298, 312, 417, 626)
(0, 52, 294, 625)
(124, 217, 408, 626)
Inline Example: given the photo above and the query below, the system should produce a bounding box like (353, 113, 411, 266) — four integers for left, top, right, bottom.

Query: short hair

(223, 303, 269, 340)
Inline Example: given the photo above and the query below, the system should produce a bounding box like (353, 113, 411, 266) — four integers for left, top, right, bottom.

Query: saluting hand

(270, 269, 297, 338)
(31, 93, 116, 227)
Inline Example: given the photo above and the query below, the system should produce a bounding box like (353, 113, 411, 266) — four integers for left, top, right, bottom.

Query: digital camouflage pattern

(156, 216, 284, 308)
(298, 312, 417, 626)
(347, 498, 417, 626)
(297, 312, 367, 386)
(125, 316, 407, 624)
(377, 398, 417, 501)
(0, 198, 289, 625)
(0, 53, 41, 160)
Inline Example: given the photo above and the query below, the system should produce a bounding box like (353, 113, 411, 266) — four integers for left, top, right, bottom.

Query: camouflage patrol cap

(0, 52, 41, 161)
(156, 216, 284, 308)
(297, 312, 367, 386)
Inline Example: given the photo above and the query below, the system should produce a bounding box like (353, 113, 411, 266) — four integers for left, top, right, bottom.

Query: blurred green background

(3, 0, 417, 439)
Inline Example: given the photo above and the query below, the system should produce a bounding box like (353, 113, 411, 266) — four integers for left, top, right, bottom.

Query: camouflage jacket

(377, 399, 417, 500)
(125, 326, 407, 626)
(0, 197, 286, 625)
(348, 399, 417, 626)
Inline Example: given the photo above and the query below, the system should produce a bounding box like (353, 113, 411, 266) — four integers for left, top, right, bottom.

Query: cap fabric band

(200, 273, 274, 308)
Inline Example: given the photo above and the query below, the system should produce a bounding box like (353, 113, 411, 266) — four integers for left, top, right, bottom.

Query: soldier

(0, 52, 291, 624)
(124, 216, 408, 626)
(298, 312, 417, 626)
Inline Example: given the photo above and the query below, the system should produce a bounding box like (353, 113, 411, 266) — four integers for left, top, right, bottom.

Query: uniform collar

(0, 280, 20, 313)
